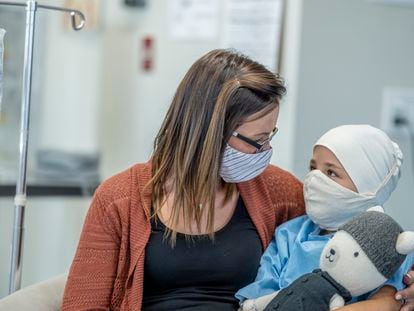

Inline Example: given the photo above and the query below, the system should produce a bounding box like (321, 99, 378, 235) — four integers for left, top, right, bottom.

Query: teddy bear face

(320, 230, 387, 297)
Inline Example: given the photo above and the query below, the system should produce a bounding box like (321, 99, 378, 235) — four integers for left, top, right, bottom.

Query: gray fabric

(340, 211, 406, 279)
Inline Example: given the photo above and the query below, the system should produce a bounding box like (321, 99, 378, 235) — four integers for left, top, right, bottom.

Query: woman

(61, 49, 305, 310)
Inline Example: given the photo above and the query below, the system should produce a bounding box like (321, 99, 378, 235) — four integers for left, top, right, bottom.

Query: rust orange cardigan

(61, 162, 305, 310)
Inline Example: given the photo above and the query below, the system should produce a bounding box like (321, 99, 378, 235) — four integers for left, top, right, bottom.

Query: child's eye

(327, 169, 338, 177)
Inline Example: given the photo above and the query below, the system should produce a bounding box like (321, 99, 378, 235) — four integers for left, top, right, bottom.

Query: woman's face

(228, 106, 279, 154)
(310, 145, 358, 192)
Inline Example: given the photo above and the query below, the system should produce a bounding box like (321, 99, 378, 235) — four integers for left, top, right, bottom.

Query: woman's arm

(336, 286, 402, 311)
(61, 192, 121, 311)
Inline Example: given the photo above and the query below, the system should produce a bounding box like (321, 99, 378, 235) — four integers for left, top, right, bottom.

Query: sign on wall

(221, 0, 285, 73)
(168, 0, 220, 40)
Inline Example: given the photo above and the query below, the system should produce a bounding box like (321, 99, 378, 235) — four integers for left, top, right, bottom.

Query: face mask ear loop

(347, 148, 401, 199)
(368, 158, 399, 199)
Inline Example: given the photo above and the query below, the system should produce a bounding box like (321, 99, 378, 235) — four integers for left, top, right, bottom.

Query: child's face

(309, 145, 358, 192)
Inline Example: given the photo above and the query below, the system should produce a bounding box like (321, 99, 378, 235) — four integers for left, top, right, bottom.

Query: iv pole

(0, 0, 85, 294)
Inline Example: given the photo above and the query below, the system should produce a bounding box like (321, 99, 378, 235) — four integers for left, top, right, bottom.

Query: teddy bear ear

(396, 232, 414, 255)
(367, 206, 385, 213)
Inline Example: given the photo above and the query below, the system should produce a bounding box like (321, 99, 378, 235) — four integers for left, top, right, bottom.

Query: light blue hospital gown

(236, 215, 414, 304)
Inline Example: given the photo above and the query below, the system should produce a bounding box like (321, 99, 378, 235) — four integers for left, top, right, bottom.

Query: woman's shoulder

(79, 162, 151, 244)
(93, 162, 151, 209)
(262, 164, 303, 189)
(260, 165, 305, 220)
(261, 164, 304, 202)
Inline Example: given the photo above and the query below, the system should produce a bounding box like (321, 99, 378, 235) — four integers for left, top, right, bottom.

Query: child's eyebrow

(326, 162, 344, 170)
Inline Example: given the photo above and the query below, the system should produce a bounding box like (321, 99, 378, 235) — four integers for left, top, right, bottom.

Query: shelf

(0, 183, 99, 197)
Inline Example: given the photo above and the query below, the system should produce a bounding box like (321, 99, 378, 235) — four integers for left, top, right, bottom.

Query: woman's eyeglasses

(232, 127, 279, 152)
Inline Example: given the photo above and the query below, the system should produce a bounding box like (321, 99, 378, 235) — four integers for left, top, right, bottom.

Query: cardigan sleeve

(61, 191, 122, 311)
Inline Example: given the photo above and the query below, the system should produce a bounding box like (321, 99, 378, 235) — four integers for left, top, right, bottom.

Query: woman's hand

(396, 269, 414, 311)
(336, 286, 402, 311)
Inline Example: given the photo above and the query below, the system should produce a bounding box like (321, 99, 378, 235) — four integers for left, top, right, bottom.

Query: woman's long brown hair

(149, 49, 286, 245)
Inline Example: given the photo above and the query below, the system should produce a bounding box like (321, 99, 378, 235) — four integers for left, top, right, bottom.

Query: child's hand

(396, 269, 414, 311)
(240, 298, 256, 311)
(239, 291, 279, 311)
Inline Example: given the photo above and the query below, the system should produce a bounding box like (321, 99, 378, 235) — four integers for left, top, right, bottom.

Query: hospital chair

(0, 274, 67, 311)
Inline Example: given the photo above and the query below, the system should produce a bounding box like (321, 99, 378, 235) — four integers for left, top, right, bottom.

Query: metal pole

(0, 0, 85, 294)
(8, 0, 37, 294)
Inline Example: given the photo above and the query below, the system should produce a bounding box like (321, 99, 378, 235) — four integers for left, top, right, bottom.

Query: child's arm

(236, 234, 284, 302)
(335, 286, 402, 311)
(236, 217, 307, 303)
(236, 216, 309, 309)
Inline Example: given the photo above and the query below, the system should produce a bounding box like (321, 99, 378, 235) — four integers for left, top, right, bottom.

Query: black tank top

(142, 197, 262, 310)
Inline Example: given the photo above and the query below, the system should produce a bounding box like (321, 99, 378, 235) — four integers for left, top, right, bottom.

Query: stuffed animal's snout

(324, 246, 340, 267)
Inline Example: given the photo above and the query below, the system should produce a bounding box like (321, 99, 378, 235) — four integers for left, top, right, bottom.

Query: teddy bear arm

(329, 293, 345, 310)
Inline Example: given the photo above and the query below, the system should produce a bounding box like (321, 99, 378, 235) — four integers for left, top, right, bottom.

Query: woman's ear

(396, 231, 414, 255)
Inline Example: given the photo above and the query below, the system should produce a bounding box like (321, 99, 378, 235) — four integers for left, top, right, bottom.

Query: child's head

(304, 124, 403, 231)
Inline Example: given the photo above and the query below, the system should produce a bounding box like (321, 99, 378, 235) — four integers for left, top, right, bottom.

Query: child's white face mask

(304, 170, 378, 231)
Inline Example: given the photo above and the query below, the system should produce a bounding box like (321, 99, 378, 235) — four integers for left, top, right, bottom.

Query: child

(236, 124, 414, 310)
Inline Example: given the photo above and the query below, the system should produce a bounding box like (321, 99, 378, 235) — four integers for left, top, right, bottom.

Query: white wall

(99, 0, 219, 177)
(292, 0, 414, 229)
(274, 0, 304, 170)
